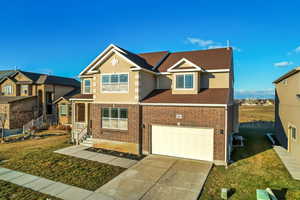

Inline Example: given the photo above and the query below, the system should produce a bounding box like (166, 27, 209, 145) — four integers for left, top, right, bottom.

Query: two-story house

(0, 70, 80, 129)
(70, 44, 239, 165)
(274, 67, 300, 162)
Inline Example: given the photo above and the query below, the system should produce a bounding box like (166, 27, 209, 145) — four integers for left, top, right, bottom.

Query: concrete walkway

(54, 145, 138, 168)
(0, 167, 114, 200)
(274, 145, 300, 180)
(96, 155, 213, 200)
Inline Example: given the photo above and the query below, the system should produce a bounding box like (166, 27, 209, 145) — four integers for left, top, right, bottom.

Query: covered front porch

(71, 100, 92, 144)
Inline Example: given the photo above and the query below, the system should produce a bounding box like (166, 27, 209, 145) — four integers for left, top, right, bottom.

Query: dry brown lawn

(239, 105, 275, 123)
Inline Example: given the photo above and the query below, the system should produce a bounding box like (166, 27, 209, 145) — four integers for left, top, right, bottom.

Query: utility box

(221, 188, 229, 199)
(256, 189, 271, 200)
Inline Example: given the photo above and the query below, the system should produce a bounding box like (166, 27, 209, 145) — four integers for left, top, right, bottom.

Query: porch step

(80, 143, 93, 147)
(80, 137, 94, 147)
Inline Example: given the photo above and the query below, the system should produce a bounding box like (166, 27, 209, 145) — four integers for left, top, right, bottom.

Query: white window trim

(59, 104, 68, 116)
(174, 73, 195, 90)
(3, 85, 13, 95)
(100, 73, 129, 94)
(87, 48, 141, 74)
(102, 108, 128, 130)
(167, 58, 203, 72)
(83, 79, 92, 94)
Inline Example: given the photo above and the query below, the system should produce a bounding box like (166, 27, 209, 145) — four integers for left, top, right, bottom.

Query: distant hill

(235, 89, 274, 99)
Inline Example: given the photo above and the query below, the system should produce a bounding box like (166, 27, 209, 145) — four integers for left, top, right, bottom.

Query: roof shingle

(155, 48, 232, 72)
(142, 88, 229, 104)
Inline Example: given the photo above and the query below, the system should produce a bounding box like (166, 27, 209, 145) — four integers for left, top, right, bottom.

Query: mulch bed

(86, 147, 145, 161)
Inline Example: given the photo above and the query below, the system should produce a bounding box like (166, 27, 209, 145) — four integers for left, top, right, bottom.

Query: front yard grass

(200, 127, 300, 200)
(0, 180, 60, 200)
(0, 135, 125, 191)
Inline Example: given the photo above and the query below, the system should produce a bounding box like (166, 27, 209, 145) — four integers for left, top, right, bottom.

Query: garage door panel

(152, 125, 214, 161)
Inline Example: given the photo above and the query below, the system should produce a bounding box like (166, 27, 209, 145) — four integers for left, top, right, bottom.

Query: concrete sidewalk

(0, 167, 113, 200)
(274, 145, 300, 180)
(54, 145, 138, 168)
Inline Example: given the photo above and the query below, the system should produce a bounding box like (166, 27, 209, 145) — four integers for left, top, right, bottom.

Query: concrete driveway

(96, 155, 212, 200)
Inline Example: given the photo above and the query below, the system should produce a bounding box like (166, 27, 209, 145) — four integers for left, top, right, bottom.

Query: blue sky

(0, 0, 300, 98)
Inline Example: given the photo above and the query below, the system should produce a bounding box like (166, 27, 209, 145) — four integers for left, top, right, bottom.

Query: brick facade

(142, 106, 226, 162)
(90, 103, 142, 153)
(89, 103, 229, 163)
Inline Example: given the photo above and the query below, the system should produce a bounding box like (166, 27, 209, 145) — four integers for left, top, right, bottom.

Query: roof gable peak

(167, 58, 204, 72)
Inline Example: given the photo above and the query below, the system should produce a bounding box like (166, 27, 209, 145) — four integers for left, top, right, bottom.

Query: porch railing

(73, 127, 88, 145)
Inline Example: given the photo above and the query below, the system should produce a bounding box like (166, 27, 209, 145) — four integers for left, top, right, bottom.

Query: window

(175, 74, 194, 89)
(283, 79, 288, 85)
(3, 85, 13, 95)
(59, 104, 68, 116)
(101, 74, 128, 92)
(291, 127, 297, 140)
(102, 108, 128, 130)
(21, 85, 28, 95)
(83, 79, 91, 94)
(75, 103, 85, 122)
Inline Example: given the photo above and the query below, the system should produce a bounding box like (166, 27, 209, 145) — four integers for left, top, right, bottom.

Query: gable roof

(79, 44, 232, 76)
(155, 48, 232, 72)
(0, 70, 80, 88)
(138, 51, 169, 69)
(273, 67, 300, 84)
(167, 58, 204, 72)
(54, 88, 80, 103)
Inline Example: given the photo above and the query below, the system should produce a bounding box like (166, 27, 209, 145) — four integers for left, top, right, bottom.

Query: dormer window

(83, 79, 91, 94)
(175, 74, 194, 89)
(3, 85, 13, 95)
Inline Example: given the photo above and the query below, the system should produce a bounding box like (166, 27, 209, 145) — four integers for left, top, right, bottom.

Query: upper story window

(283, 79, 288, 85)
(101, 73, 128, 93)
(21, 85, 28, 95)
(83, 79, 91, 94)
(3, 85, 13, 95)
(175, 74, 194, 89)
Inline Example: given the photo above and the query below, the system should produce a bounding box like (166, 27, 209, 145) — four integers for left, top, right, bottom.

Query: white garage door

(152, 125, 214, 161)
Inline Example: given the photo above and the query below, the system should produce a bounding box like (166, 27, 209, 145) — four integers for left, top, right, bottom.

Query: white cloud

(186, 37, 241, 52)
(287, 45, 300, 55)
(273, 61, 293, 67)
(186, 37, 214, 47)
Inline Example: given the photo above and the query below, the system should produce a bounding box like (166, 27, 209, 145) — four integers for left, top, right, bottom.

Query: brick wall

(10, 97, 38, 129)
(90, 103, 141, 147)
(142, 106, 226, 161)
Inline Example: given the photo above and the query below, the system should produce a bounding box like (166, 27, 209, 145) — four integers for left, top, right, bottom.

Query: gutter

(140, 103, 228, 107)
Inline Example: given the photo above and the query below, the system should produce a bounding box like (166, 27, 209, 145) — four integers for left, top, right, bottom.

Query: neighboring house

(70, 44, 239, 165)
(0, 70, 80, 129)
(54, 89, 80, 126)
(273, 67, 300, 161)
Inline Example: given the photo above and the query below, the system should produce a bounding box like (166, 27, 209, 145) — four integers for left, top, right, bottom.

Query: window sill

(101, 128, 128, 132)
(101, 91, 129, 94)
